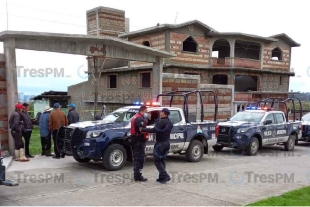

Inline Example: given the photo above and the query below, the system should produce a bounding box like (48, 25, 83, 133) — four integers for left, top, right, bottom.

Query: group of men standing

(130, 105, 174, 184)
(8, 102, 79, 161)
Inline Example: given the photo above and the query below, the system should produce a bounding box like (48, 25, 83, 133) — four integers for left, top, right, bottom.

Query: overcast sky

(0, 0, 309, 98)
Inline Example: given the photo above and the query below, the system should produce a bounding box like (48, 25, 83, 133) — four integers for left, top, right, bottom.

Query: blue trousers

(154, 141, 170, 179)
(133, 141, 146, 179)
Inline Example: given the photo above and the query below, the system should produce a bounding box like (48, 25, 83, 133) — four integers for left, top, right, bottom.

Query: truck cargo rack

(255, 97, 303, 121)
(156, 90, 218, 123)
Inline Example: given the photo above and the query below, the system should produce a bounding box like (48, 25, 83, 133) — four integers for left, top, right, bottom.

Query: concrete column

(4, 38, 18, 155)
(229, 39, 235, 67)
(152, 57, 163, 102)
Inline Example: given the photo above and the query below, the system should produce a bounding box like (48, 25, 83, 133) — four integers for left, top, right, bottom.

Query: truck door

(168, 110, 186, 152)
(262, 114, 277, 145)
(274, 113, 288, 142)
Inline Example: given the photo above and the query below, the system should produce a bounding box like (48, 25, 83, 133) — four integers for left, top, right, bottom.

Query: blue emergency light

(132, 101, 161, 107)
(246, 106, 273, 111)
(133, 102, 144, 105)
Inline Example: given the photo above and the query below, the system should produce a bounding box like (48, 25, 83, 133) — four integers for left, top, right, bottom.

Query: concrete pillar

(152, 57, 163, 102)
(229, 39, 235, 67)
(4, 38, 18, 155)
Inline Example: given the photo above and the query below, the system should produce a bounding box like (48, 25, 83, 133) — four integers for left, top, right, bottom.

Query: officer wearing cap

(142, 108, 173, 184)
(67, 103, 79, 125)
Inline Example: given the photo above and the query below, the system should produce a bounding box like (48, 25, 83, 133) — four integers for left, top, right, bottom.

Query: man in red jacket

(131, 105, 148, 182)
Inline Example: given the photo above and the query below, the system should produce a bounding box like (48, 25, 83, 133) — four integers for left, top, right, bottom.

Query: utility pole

(93, 57, 98, 116)
(6, 0, 8, 30)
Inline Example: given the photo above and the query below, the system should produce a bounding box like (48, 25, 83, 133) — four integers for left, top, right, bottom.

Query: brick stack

(87, 7, 125, 37)
(0, 54, 8, 152)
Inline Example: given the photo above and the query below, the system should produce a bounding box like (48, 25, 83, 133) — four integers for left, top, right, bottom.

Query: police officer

(142, 108, 173, 184)
(131, 105, 148, 182)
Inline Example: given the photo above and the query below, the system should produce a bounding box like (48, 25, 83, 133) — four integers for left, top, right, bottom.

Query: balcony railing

(210, 57, 261, 69)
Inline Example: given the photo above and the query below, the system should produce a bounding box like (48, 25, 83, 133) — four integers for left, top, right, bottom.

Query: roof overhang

(206, 32, 277, 43)
(118, 20, 217, 38)
(0, 31, 175, 63)
(269, 33, 300, 47)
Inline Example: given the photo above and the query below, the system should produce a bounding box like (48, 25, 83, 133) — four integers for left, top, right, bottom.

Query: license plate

(84, 143, 90, 146)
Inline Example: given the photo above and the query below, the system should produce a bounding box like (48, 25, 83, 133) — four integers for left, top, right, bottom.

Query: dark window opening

(271, 47, 282, 60)
(235, 75, 258, 92)
(108, 75, 117, 88)
(185, 72, 200, 76)
(237, 104, 245, 112)
(280, 76, 283, 85)
(142, 41, 150, 47)
(213, 75, 228, 85)
(235, 40, 261, 60)
(212, 39, 230, 58)
(183, 36, 197, 53)
(141, 73, 151, 88)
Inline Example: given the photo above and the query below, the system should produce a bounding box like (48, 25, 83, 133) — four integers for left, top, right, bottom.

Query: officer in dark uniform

(142, 108, 173, 184)
(131, 105, 148, 182)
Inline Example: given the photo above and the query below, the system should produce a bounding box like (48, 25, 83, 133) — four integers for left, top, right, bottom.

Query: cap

(43, 106, 53, 112)
(161, 108, 170, 115)
(15, 103, 25, 109)
(54, 103, 61, 108)
(67, 103, 76, 108)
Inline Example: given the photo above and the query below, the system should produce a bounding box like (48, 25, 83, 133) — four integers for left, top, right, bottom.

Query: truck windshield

(302, 113, 310, 121)
(230, 112, 265, 123)
(102, 108, 138, 122)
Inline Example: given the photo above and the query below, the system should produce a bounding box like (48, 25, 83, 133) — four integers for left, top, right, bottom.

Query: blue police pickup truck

(57, 103, 218, 171)
(300, 112, 310, 142)
(213, 107, 302, 155)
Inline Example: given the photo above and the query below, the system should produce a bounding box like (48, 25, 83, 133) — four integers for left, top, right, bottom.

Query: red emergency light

(146, 101, 160, 107)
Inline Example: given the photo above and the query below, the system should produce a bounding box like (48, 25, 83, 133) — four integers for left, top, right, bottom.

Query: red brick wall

(263, 44, 290, 72)
(129, 32, 166, 67)
(0, 55, 8, 152)
(87, 8, 125, 37)
(170, 32, 210, 65)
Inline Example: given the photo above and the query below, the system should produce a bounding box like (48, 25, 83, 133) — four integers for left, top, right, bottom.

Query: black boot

(41, 150, 46, 156)
(134, 176, 148, 182)
(26, 154, 34, 158)
(45, 150, 53, 157)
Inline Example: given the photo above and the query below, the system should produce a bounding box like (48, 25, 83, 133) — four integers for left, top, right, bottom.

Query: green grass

(247, 186, 310, 206)
(28, 126, 54, 155)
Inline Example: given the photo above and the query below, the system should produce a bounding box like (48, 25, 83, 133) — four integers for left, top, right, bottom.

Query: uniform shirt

(142, 117, 173, 142)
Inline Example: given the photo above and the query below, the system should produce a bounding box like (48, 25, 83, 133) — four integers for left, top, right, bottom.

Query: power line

(0, 13, 86, 28)
(7, 3, 85, 18)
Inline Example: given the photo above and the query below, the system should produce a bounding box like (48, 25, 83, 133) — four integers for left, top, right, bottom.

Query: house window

(182, 36, 197, 53)
(108, 75, 117, 88)
(185, 72, 200, 76)
(271, 47, 282, 60)
(213, 75, 228, 85)
(280, 76, 283, 85)
(140, 72, 151, 88)
(235, 75, 258, 92)
(142, 41, 150, 47)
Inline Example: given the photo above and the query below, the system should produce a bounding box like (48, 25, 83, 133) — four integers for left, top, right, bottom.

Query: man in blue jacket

(39, 106, 53, 156)
(142, 108, 173, 184)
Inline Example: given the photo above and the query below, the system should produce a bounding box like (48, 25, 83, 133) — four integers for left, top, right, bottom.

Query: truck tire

(285, 134, 296, 151)
(186, 140, 204, 162)
(73, 157, 91, 163)
(102, 143, 127, 171)
(212, 145, 224, 152)
(246, 137, 259, 156)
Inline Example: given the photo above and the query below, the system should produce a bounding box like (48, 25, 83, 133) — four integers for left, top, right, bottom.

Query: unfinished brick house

(68, 6, 300, 121)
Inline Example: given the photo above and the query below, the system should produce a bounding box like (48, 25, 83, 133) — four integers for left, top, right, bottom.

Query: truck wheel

(102, 144, 127, 171)
(73, 157, 91, 163)
(246, 137, 259, 156)
(186, 140, 204, 162)
(285, 134, 296, 151)
(212, 145, 224, 152)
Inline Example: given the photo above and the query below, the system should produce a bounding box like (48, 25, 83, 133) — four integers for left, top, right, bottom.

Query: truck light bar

(246, 106, 273, 111)
(132, 101, 161, 107)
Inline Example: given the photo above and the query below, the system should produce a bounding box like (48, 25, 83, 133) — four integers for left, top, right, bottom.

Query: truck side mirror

(94, 114, 102, 120)
(227, 117, 230, 121)
(264, 120, 272, 125)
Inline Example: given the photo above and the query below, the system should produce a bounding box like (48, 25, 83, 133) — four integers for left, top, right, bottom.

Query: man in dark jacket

(9, 104, 29, 162)
(21, 103, 34, 158)
(131, 105, 148, 182)
(67, 103, 79, 125)
(142, 108, 173, 184)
